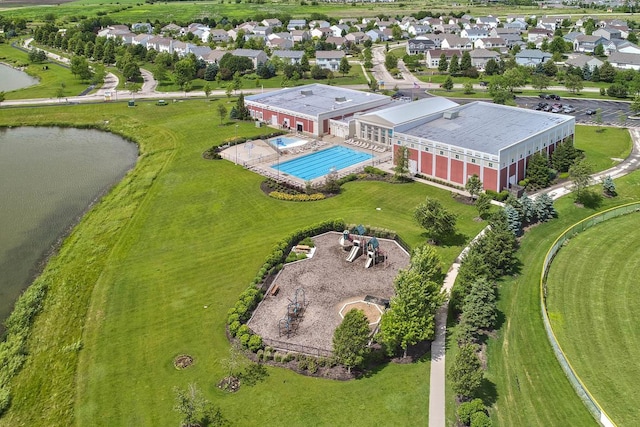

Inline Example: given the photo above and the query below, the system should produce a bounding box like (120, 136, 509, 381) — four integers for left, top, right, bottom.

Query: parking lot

(515, 96, 633, 126)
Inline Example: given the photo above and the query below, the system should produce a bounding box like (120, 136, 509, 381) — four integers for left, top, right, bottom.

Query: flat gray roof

(401, 101, 573, 155)
(245, 84, 388, 117)
(359, 97, 459, 127)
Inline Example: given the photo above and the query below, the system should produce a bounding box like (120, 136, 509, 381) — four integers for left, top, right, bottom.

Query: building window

(519, 154, 523, 159)
(471, 158, 476, 164)
(454, 154, 460, 159)
(439, 150, 444, 155)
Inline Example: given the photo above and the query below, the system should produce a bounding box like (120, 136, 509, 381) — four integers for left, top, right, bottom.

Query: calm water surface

(0, 128, 137, 332)
(0, 63, 38, 92)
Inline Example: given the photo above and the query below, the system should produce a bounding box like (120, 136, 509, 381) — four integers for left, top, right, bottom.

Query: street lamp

(235, 124, 239, 164)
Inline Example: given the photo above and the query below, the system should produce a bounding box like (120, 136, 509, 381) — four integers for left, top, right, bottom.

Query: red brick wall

(420, 152, 433, 175)
(435, 155, 448, 180)
(484, 167, 498, 192)
(467, 163, 480, 179)
(450, 159, 464, 185)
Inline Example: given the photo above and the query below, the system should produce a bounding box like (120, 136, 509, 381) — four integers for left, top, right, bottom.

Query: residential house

(491, 27, 521, 38)
(326, 36, 346, 49)
(311, 27, 333, 39)
(593, 27, 622, 40)
(611, 25, 630, 39)
(252, 26, 273, 39)
(461, 28, 489, 41)
(287, 19, 307, 31)
(98, 25, 132, 39)
(565, 53, 604, 70)
(441, 35, 473, 50)
(376, 20, 397, 31)
(476, 16, 500, 29)
(440, 24, 460, 34)
(608, 51, 640, 70)
(189, 45, 213, 61)
(131, 22, 153, 33)
(504, 20, 528, 31)
(315, 50, 345, 71)
(366, 29, 389, 43)
(238, 21, 258, 33)
(147, 37, 175, 54)
(538, 17, 558, 31)
(407, 24, 431, 37)
(605, 40, 640, 55)
(345, 31, 367, 44)
(573, 34, 606, 53)
(563, 32, 583, 43)
(599, 19, 628, 28)
(425, 49, 462, 68)
(406, 37, 436, 55)
(515, 49, 552, 66)
(272, 50, 304, 64)
(133, 33, 153, 46)
(161, 23, 182, 35)
(267, 37, 294, 50)
(330, 24, 349, 37)
(527, 28, 554, 42)
(209, 29, 229, 43)
(470, 48, 500, 70)
(232, 49, 268, 68)
(309, 20, 331, 29)
(205, 49, 226, 64)
(261, 18, 282, 28)
(474, 37, 506, 50)
(291, 30, 310, 43)
(501, 33, 524, 48)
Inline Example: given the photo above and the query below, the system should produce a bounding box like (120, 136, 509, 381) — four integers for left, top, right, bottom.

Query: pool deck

(219, 133, 392, 187)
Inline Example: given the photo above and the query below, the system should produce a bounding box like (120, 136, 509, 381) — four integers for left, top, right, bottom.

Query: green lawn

(575, 126, 632, 172)
(0, 99, 485, 426)
(0, 43, 90, 100)
(546, 214, 640, 425)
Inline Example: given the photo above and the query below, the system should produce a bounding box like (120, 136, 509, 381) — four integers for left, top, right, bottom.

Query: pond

(0, 127, 138, 333)
(0, 63, 39, 92)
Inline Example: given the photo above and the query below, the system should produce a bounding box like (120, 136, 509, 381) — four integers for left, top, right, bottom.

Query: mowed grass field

(0, 99, 485, 426)
(546, 213, 640, 425)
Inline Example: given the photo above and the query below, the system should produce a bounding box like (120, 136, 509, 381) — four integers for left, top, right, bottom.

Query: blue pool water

(271, 136, 306, 149)
(272, 146, 373, 180)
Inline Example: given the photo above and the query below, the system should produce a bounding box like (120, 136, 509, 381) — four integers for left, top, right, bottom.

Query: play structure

(278, 288, 306, 338)
(340, 226, 386, 268)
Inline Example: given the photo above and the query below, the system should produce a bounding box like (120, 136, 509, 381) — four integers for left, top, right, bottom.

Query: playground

(247, 231, 410, 355)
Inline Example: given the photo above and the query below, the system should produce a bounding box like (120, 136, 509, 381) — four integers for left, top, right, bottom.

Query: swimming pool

(272, 146, 373, 180)
(270, 136, 307, 149)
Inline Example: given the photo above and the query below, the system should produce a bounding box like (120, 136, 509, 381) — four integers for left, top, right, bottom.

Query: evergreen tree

(449, 343, 483, 400)
(475, 192, 493, 219)
(525, 151, 551, 189)
(591, 65, 600, 82)
(602, 175, 617, 196)
(414, 197, 457, 244)
(443, 76, 454, 91)
(599, 61, 616, 83)
(582, 63, 592, 81)
(551, 138, 579, 172)
(477, 210, 519, 278)
(465, 174, 482, 200)
(338, 56, 351, 76)
(484, 58, 499, 76)
(449, 54, 460, 75)
(235, 93, 250, 120)
(333, 309, 371, 373)
(438, 53, 448, 72)
(460, 51, 472, 72)
(461, 278, 498, 336)
(504, 205, 522, 236)
(534, 193, 556, 222)
(519, 193, 536, 225)
(451, 249, 491, 312)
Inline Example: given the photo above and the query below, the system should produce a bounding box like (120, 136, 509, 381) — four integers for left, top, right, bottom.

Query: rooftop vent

(443, 110, 459, 120)
(335, 96, 347, 102)
(301, 89, 313, 96)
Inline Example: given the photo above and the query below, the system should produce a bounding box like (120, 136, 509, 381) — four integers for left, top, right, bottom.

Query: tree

(378, 267, 444, 357)
(525, 151, 551, 189)
(442, 76, 454, 91)
(234, 92, 250, 120)
(542, 59, 558, 77)
(203, 83, 212, 99)
(599, 61, 616, 83)
(594, 43, 605, 57)
(531, 74, 550, 92)
(502, 67, 527, 92)
(461, 278, 498, 336)
(504, 205, 522, 236)
(564, 74, 583, 94)
(174, 57, 196, 89)
(607, 84, 628, 99)
(438, 53, 449, 72)
(465, 174, 482, 201)
(393, 145, 409, 179)
(90, 64, 106, 86)
(551, 138, 579, 172)
(549, 36, 568, 54)
(449, 54, 460, 75)
(569, 159, 593, 201)
(457, 399, 487, 426)
(333, 309, 370, 373)
(460, 51, 472, 72)
(384, 53, 398, 71)
(204, 63, 219, 81)
(476, 210, 518, 278)
(484, 58, 499, 76)
(534, 193, 557, 222)
(174, 383, 226, 427)
(449, 343, 483, 400)
(70, 56, 92, 80)
(602, 175, 617, 197)
(475, 192, 492, 219)
(338, 56, 351, 76)
(519, 193, 536, 225)
(463, 81, 473, 95)
(414, 197, 457, 244)
(628, 32, 638, 44)
(217, 103, 228, 125)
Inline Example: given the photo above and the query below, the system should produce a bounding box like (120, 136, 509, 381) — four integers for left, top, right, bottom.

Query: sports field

(546, 213, 640, 425)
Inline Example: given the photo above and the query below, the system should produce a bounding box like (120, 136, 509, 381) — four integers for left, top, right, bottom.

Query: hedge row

(269, 192, 325, 202)
(0, 278, 49, 415)
(226, 219, 346, 353)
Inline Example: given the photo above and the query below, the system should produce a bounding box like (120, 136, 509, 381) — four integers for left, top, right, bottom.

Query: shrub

(363, 166, 387, 176)
(268, 191, 325, 201)
(0, 385, 10, 417)
(307, 358, 318, 374)
(299, 237, 315, 247)
(263, 349, 272, 361)
(297, 358, 308, 370)
(457, 398, 487, 425)
(239, 333, 251, 348)
(470, 411, 492, 427)
(256, 349, 264, 360)
(248, 334, 263, 352)
(284, 353, 295, 362)
(237, 324, 250, 337)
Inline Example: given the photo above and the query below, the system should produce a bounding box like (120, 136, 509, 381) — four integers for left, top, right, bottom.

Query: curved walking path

(428, 127, 640, 427)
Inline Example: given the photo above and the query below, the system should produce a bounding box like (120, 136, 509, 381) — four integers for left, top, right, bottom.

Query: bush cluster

(226, 219, 346, 353)
(0, 279, 49, 415)
(264, 178, 305, 195)
(485, 189, 510, 202)
(269, 191, 325, 202)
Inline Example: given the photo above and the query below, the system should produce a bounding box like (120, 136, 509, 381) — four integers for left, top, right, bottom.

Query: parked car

(156, 99, 168, 106)
(550, 94, 561, 100)
(552, 107, 562, 113)
(480, 81, 489, 87)
(586, 109, 596, 115)
(543, 105, 553, 112)
(563, 106, 576, 113)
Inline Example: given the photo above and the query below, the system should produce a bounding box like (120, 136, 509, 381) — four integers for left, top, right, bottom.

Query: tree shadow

(438, 231, 469, 248)
(476, 377, 498, 407)
(577, 190, 603, 209)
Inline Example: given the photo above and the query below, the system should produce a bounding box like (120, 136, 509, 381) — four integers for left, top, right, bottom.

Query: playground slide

(346, 246, 360, 262)
(365, 256, 373, 269)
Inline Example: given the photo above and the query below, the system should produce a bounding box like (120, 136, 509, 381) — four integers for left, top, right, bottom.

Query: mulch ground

(247, 232, 410, 354)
